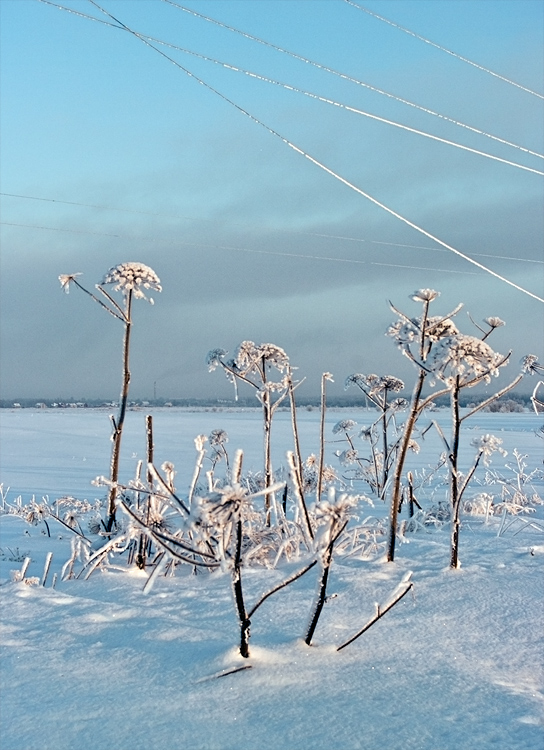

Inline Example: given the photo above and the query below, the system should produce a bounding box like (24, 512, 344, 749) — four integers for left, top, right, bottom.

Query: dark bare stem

(337, 583, 413, 651)
(288, 377, 305, 506)
(232, 518, 250, 658)
(146, 415, 154, 485)
(387, 370, 424, 561)
(304, 521, 347, 646)
(449, 378, 461, 569)
(248, 559, 318, 619)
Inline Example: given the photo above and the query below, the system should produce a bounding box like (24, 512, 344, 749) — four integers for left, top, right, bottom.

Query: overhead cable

(2, 193, 542, 265)
(35, 0, 544, 174)
(48, 1, 544, 302)
(0, 221, 479, 275)
(344, 0, 544, 100)
(160, 0, 544, 160)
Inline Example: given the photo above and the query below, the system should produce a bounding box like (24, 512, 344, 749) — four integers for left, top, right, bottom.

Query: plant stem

(317, 374, 328, 503)
(449, 378, 461, 569)
(106, 289, 133, 531)
(232, 518, 250, 658)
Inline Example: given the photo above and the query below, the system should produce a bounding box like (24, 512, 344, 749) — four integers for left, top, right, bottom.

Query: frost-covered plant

(316, 372, 334, 502)
(60, 263, 161, 531)
(304, 488, 354, 646)
(208, 429, 230, 480)
(3, 492, 96, 541)
(519, 356, 544, 417)
(330, 418, 378, 492)
(385, 290, 461, 561)
(431, 433, 507, 559)
(385, 291, 532, 566)
(119, 449, 318, 658)
(429, 328, 526, 568)
(207, 342, 291, 523)
(344, 374, 407, 498)
(483, 449, 543, 516)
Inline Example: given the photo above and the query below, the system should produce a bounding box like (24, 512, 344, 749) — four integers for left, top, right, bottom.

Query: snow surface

(1, 408, 543, 750)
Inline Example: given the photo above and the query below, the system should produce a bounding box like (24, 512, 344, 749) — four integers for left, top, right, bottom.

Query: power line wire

(344, 0, 544, 100)
(2, 192, 542, 265)
(82, 0, 544, 303)
(0, 220, 479, 275)
(36, 0, 543, 173)
(160, 0, 544, 160)
(32, 0, 544, 301)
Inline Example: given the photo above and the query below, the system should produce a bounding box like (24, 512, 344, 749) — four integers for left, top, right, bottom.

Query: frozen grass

(0, 408, 543, 750)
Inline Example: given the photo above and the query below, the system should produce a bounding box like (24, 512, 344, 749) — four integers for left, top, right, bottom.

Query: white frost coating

(332, 419, 357, 434)
(101, 262, 162, 301)
(234, 341, 290, 374)
(428, 334, 506, 385)
(520, 355, 544, 375)
(58, 273, 82, 293)
(387, 315, 459, 349)
(411, 288, 440, 303)
(470, 434, 508, 466)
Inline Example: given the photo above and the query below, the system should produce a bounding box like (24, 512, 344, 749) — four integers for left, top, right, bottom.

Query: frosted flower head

(161, 461, 176, 488)
(484, 317, 505, 329)
(206, 349, 228, 372)
(337, 448, 359, 467)
(387, 315, 459, 348)
(521, 354, 544, 376)
(101, 262, 161, 302)
(428, 334, 506, 385)
(198, 484, 251, 527)
(411, 289, 440, 303)
(380, 376, 405, 393)
(359, 426, 373, 440)
(332, 419, 357, 434)
(470, 434, 507, 466)
(209, 429, 228, 446)
(58, 273, 82, 293)
(313, 488, 356, 553)
(234, 341, 290, 375)
(345, 373, 376, 390)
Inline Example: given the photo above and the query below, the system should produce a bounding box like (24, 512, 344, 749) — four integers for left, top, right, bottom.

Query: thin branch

(120, 502, 216, 559)
(337, 582, 413, 651)
(148, 463, 190, 514)
(467, 311, 486, 336)
(95, 283, 128, 319)
(458, 452, 482, 499)
(71, 279, 125, 321)
(460, 373, 523, 421)
(432, 419, 451, 456)
(248, 559, 318, 618)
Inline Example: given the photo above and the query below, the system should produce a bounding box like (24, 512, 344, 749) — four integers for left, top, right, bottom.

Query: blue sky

(1, 0, 543, 400)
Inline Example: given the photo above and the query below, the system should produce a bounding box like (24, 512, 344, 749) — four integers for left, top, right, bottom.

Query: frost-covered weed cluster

(2, 275, 543, 660)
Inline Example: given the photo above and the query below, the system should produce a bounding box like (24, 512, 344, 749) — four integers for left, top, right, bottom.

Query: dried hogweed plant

(60, 263, 161, 531)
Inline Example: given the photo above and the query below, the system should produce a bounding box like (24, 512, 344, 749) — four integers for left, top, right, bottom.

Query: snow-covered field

(1, 407, 543, 750)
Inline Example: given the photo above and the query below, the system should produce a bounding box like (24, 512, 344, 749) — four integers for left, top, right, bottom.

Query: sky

(0, 0, 543, 402)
